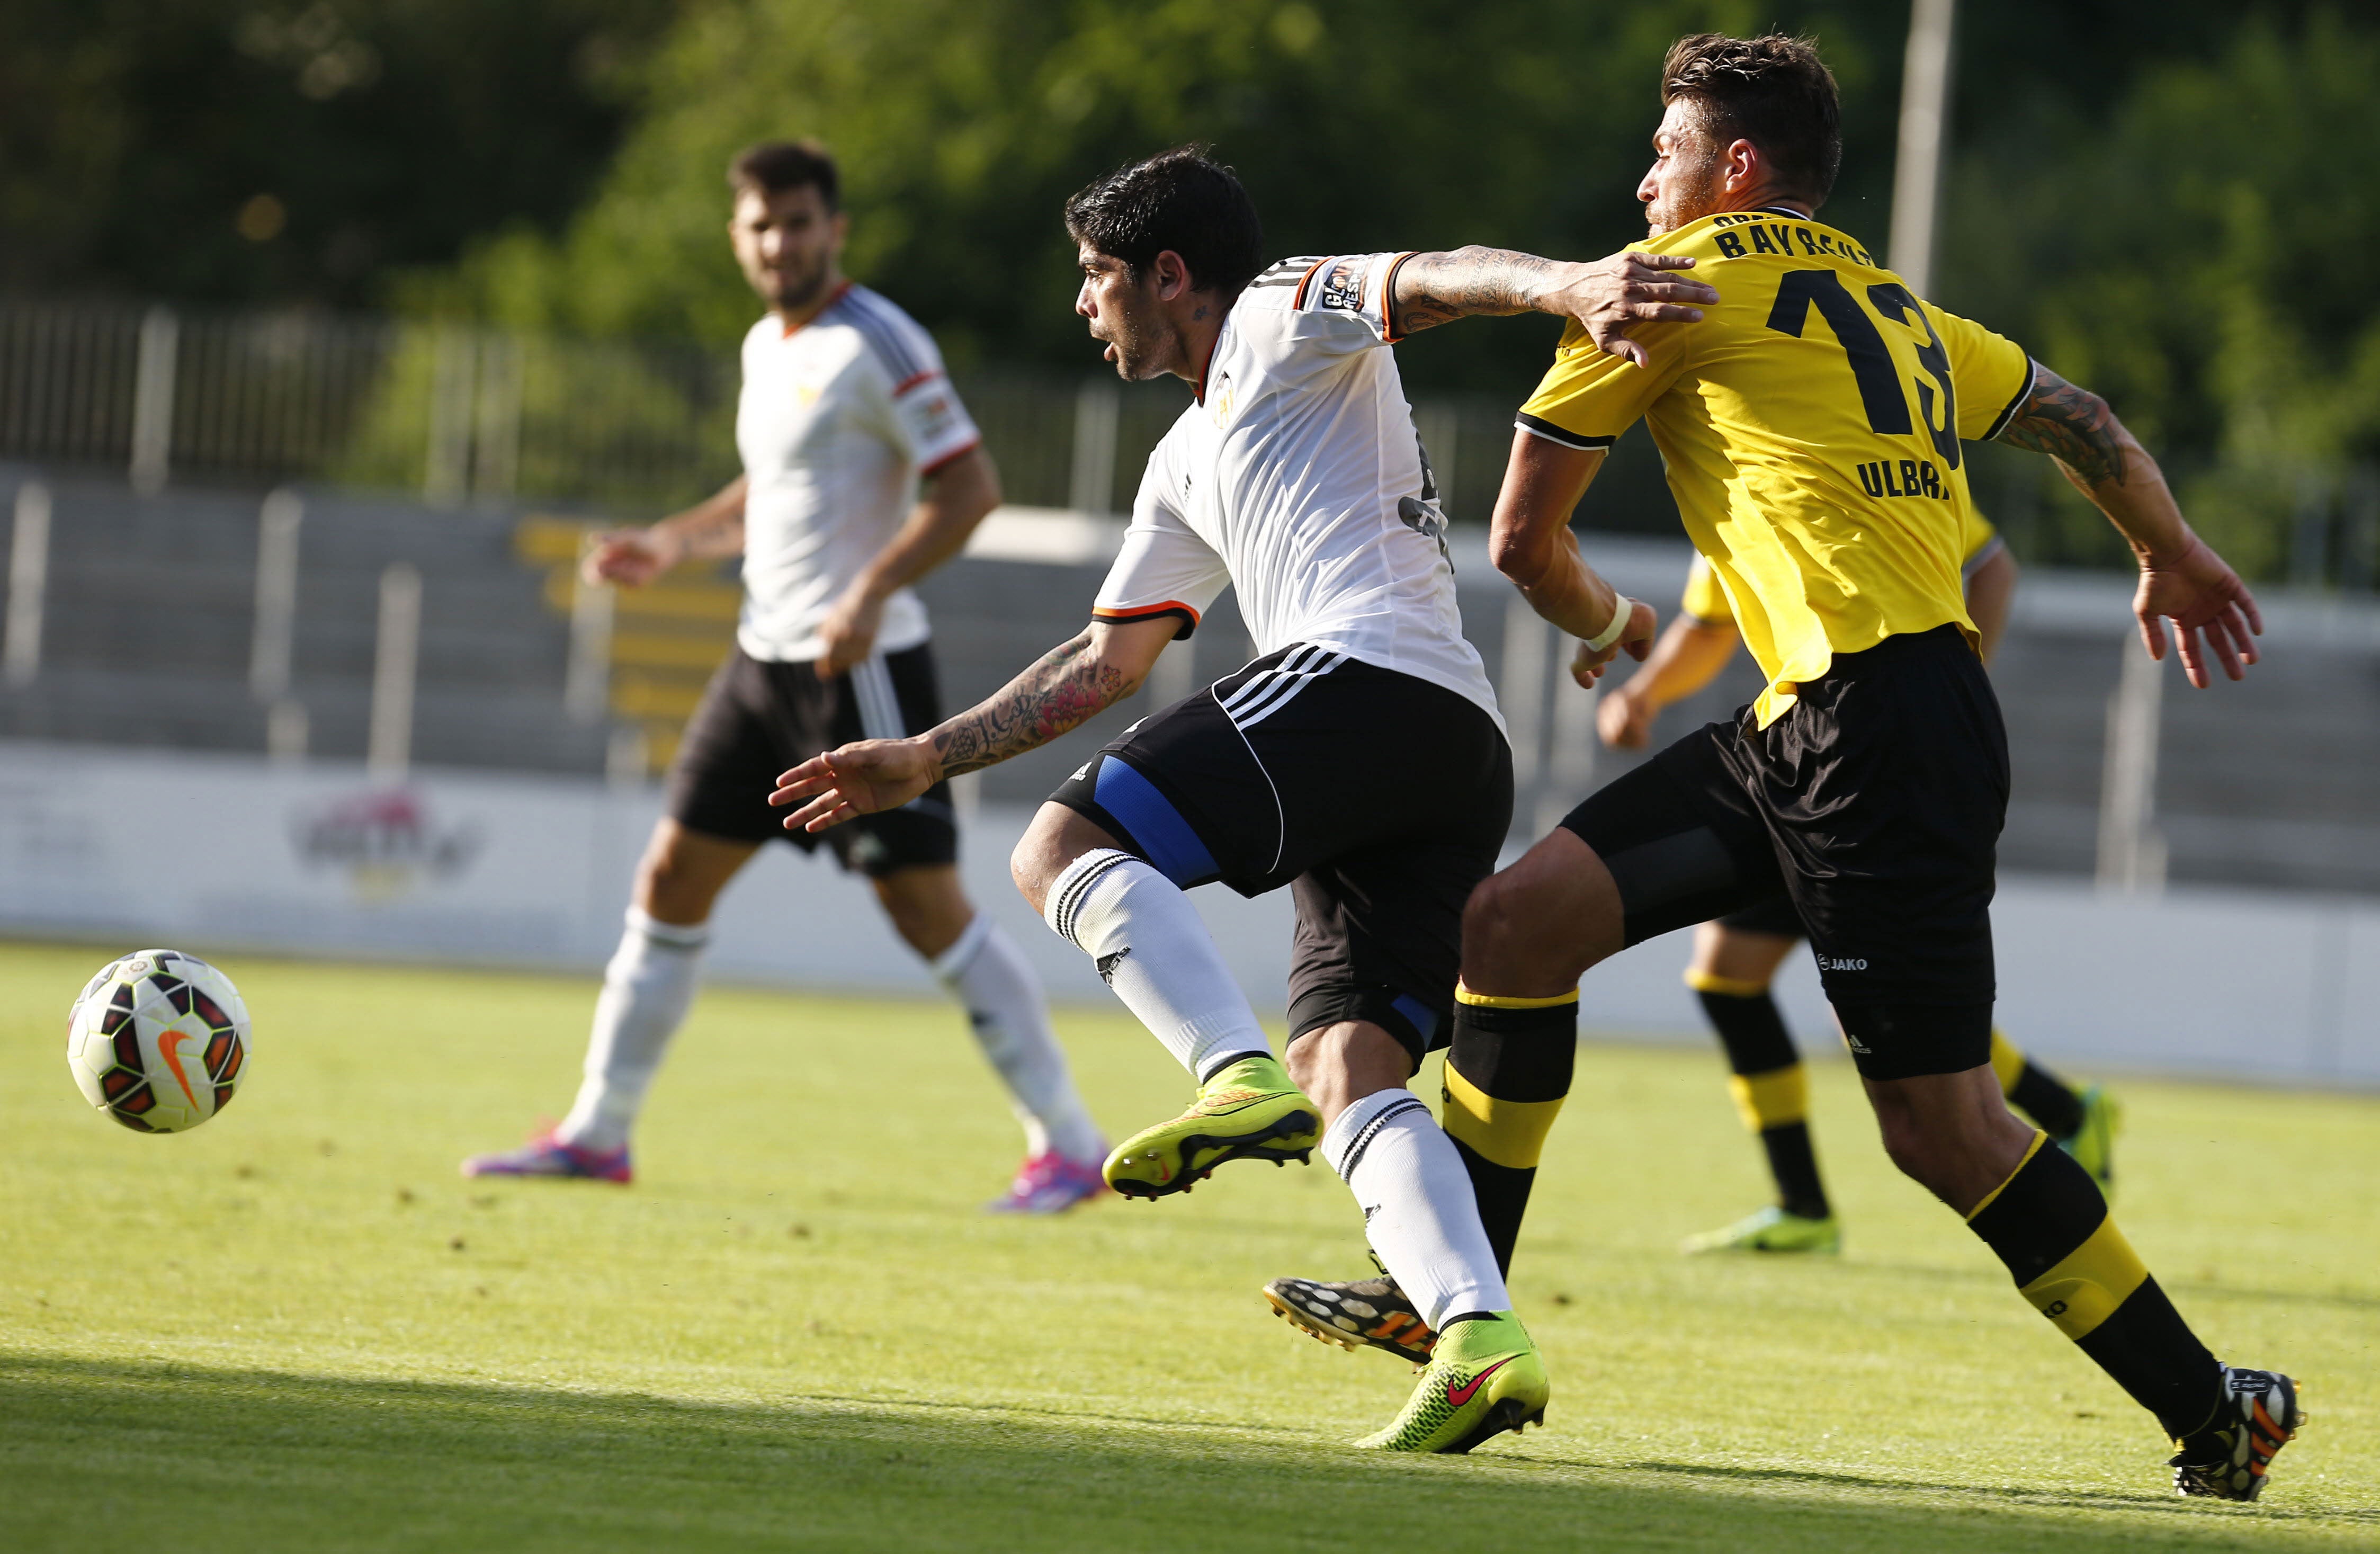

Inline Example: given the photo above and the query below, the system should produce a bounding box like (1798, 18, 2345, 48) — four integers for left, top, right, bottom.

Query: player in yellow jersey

(1600, 526, 2120, 1257)
(1269, 33, 2296, 1502)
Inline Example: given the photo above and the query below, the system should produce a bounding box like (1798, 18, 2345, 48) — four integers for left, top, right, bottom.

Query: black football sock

(1691, 978, 1831, 1221)
(1443, 986, 1576, 1278)
(1990, 1029, 2088, 1138)
(1966, 1133, 2224, 1437)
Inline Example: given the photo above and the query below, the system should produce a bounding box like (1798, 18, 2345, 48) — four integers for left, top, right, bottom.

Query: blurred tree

(0, 0, 677, 307)
(1941, 6, 2377, 576)
(416, 0, 1914, 392)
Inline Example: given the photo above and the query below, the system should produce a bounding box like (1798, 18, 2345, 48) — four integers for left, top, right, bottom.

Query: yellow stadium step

(517, 512, 742, 776)
(610, 631, 736, 672)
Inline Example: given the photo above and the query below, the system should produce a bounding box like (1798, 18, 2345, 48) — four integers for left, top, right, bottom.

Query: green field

(1, 940, 2373, 1550)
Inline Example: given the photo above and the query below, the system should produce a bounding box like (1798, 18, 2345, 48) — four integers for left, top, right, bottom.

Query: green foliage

(424, 0, 1908, 391)
(1941, 7, 2379, 576)
(333, 322, 742, 512)
(0, 0, 675, 307)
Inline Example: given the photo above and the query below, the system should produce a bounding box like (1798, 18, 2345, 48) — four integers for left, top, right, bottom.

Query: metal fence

(0, 298, 1636, 532)
(8, 297, 2380, 587)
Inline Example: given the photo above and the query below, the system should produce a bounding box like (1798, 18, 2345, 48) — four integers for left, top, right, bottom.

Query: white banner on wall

(0, 739, 2372, 1087)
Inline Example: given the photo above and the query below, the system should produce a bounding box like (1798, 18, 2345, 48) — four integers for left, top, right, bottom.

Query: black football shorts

(668, 642, 958, 878)
(1051, 644, 1513, 1069)
(1714, 894, 1806, 940)
(1560, 624, 2009, 1081)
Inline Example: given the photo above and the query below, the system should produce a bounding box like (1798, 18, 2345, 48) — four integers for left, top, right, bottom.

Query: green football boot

(1355, 1311, 1548, 1453)
(2055, 1084, 2122, 1196)
(1103, 1055, 1319, 1200)
(1680, 1204, 1841, 1256)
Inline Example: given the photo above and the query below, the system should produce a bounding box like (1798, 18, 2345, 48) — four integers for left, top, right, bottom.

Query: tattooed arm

(767, 617, 1177, 832)
(1391, 246, 1718, 367)
(2000, 362, 2261, 685)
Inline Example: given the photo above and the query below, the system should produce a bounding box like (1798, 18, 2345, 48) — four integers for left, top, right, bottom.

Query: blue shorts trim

(1093, 756, 1219, 886)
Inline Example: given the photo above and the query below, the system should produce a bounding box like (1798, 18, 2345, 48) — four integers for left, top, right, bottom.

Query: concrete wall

(2, 739, 2370, 1088)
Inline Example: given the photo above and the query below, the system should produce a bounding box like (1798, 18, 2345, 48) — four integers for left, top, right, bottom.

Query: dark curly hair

(1661, 33, 1842, 209)
(1063, 145, 1265, 299)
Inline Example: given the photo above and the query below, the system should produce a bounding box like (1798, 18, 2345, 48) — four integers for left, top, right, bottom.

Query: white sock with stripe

(933, 914, 1103, 1162)
(1322, 1089, 1511, 1330)
(557, 908, 709, 1152)
(1041, 848, 1269, 1083)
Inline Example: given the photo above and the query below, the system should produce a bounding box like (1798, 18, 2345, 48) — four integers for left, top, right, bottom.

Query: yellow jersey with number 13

(1517, 207, 2034, 726)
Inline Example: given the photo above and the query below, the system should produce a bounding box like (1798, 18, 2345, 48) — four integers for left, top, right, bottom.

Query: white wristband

(1582, 597, 1638, 654)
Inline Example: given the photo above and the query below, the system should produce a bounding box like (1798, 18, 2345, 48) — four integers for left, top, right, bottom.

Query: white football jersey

(735, 283, 981, 663)
(1091, 254, 1502, 731)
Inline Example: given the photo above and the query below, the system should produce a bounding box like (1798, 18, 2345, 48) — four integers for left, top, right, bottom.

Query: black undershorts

(1561, 624, 2008, 1080)
(1714, 894, 1806, 940)
(667, 643, 958, 878)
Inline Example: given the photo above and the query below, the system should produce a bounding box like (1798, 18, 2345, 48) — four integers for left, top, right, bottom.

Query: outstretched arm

(1392, 247, 1718, 368)
(768, 616, 1178, 832)
(581, 476, 747, 588)
(1999, 364, 2261, 686)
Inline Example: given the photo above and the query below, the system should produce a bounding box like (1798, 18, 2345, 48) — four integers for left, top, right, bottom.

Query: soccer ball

(66, 949, 252, 1133)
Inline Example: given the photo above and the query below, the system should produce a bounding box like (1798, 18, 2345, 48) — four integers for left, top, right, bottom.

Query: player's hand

(1570, 599, 1657, 686)
(816, 589, 887, 678)
(1597, 683, 1658, 749)
(2134, 533, 2262, 688)
(581, 528, 677, 588)
(1541, 253, 1719, 370)
(770, 737, 937, 833)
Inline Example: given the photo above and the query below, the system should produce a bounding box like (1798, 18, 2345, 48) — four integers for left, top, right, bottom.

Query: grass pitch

(1, 940, 2374, 1551)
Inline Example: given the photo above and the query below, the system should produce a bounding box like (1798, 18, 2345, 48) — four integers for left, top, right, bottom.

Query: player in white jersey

(464, 140, 1107, 1214)
(770, 146, 1717, 1451)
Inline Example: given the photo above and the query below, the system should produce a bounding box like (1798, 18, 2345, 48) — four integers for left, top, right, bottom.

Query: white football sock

(556, 907, 709, 1152)
(1042, 849, 1269, 1083)
(933, 913, 1103, 1162)
(1322, 1089, 1511, 1330)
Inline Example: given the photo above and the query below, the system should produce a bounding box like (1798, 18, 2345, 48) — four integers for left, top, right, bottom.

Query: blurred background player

(1598, 518, 2119, 1256)
(464, 140, 1106, 1213)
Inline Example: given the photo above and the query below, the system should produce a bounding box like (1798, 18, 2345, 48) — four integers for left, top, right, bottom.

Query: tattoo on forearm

(1393, 247, 1558, 334)
(930, 632, 1134, 778)
(2001, 367, 2130, 489)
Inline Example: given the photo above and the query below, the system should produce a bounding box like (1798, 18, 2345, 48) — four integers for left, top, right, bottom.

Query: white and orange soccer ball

(66, 950, 251, 1133)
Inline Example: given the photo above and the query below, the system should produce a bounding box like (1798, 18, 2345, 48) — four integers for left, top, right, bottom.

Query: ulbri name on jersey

(1856, 458, 1950, 501)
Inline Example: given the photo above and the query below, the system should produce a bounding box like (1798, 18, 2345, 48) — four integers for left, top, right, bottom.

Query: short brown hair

(727, 139, 840, 210)
(1661, 33, 1841, 209)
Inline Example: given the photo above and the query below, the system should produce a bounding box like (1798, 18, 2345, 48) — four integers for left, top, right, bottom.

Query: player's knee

(1874, 1109, 1939, 1186)
(636, 846, 715, 923)
(1872, 1102, 1991, 1204)
(1012, 803, 1126, 915)
(1285, 1021, 1413, 1124)
(1463, 865, 1575, 963)
(1282, 1028, 1330, 1095)
(1008, 830, 1064, 914)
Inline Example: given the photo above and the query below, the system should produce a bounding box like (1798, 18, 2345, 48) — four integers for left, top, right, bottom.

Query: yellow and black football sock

(1689, 970, 1830, 1222)
(1966, 1131, 2224, 1436)
(1989, 1029, 2087, 1138)
(1443, 984, 1576, 1277)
